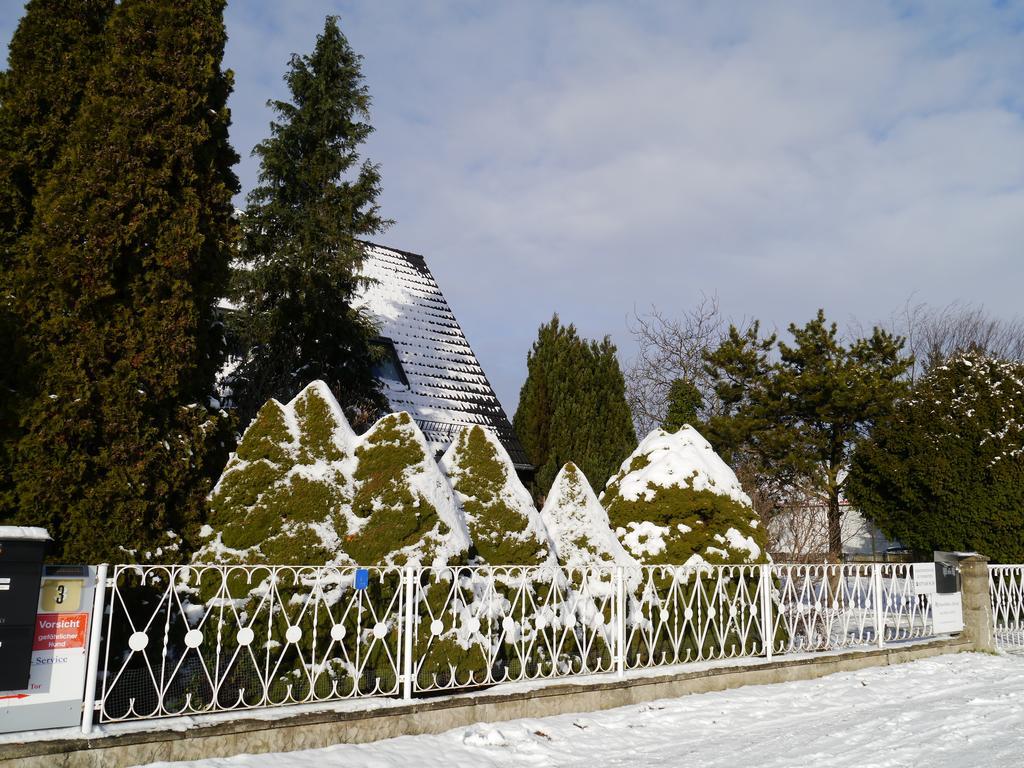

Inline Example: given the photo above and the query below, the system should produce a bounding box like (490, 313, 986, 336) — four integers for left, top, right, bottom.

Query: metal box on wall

(0, 527, 50, 692)
(933, 551, 963, 594)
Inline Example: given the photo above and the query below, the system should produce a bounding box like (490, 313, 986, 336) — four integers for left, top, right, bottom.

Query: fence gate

(989, 565, 1024, 650)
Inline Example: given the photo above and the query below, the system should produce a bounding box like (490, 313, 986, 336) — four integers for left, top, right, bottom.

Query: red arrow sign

(0, 693, 29, 700)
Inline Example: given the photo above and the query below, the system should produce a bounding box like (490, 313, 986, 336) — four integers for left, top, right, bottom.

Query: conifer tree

(847, 352, 1024, 562)
(661, 378, 703, 433)
(514, 315, 636, 499)
(704, 310, 910, 560)
(231, 16, 389, 428)
(11, 0, 239, 561)
(0, 0, 113, 524)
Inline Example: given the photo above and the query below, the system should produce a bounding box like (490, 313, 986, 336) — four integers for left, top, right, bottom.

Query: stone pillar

(958, 555, 994, 653)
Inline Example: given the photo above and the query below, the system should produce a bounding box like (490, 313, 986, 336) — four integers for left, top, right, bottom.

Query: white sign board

(912, 563, 937, 595)
(0, 565, 96, 734)
(931, 592, 964, 634)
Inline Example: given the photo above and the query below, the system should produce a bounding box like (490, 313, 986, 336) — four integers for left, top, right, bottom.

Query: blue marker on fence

(354, 569, 369, 590)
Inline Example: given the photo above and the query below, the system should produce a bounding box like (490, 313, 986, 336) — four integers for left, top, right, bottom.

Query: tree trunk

(827, 491, 842, 562)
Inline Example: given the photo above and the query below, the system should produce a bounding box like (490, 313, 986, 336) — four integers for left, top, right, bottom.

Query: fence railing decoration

(95, 561, 940, 725)
(990, 564, 1024, 650)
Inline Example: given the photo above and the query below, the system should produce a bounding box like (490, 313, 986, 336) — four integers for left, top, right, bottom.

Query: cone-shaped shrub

(441, 426, 555, 566)
(602, 426, 766, 566)
(541, 463, 638, 570)
(345, 412, 469, 567)
(201, 381, 355, 565)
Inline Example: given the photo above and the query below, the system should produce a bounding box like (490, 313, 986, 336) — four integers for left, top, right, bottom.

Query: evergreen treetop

(704, 310, 911, 559)
(661, 378, 704, 433)
(231, 16, 390, 428)
(513, 314, 636, 499)
(0, 0, 113, 247)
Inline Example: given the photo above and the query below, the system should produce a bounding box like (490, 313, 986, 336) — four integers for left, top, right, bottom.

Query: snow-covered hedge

(200, 381, 468, 568)
(202, 389, 765, 571)
(541, 462, 636, 570)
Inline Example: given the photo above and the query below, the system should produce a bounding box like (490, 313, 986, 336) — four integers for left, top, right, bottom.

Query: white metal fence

(990, 565, 1024, 650)
(92, 562, 939, 725)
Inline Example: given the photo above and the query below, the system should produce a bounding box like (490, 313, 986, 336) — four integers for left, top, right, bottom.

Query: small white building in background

(768, 499, 901, 562)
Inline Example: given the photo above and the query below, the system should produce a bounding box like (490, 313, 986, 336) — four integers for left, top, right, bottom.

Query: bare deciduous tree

(892, 300, 1024, 379)
(625, 294, 727, 435)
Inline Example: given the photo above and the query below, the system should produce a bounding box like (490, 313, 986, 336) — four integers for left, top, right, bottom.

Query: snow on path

(138, 653, 1024, 768)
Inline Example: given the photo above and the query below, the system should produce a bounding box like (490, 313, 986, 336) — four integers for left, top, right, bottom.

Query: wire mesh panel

(990, 565, 1024, 650)
(98, 564, 405, 723)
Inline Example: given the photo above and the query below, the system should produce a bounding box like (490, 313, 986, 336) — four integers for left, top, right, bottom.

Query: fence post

(402, 565, 416, 700)
(81, 563, 109, 735)
(958, 555, 994, 653)
(615, 566, 625, 678)
(872, 563, 885, 649)
(760, 564, 773, 660)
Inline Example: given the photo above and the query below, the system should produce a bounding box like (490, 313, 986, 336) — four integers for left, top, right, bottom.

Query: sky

(3, 1, 1024, 415)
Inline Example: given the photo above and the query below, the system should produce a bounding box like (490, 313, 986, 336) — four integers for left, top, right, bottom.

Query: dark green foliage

(230, 16, 389, 428)
(847, 353, 1024, 562)
(514, 315, 637, 499)
(0, 0, 113, 525)
(661, 378, 703, 433)
(9, 0, 239, 561)
(0, 0, 112, 245)
(704, 310, 910, 558)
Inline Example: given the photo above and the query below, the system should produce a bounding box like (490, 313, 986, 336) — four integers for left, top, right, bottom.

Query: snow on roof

(355, 242, 530, 469)
(0, 526, 51, 541)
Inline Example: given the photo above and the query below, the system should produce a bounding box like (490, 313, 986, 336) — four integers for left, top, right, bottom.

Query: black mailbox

(933, 551, 962, 594)
(0, 527, 50, 692)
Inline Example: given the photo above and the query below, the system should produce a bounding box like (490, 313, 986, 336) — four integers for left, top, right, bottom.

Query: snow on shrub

(541, 462, 637, 571)
(200, 381, 355, 566)
(441, 425, 555, 566)
(345, 411, 469, 567)
(601, 426, 766, 566)
(429, 426, 561, 684)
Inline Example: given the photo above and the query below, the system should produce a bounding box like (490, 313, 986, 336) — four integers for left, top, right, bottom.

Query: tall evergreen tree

(0, 0, 113, 524)
(230, 16, 389, 428)
(704, 310, 910, 559)
(10, 0, 239, 562)
(514, 315, 636, 499)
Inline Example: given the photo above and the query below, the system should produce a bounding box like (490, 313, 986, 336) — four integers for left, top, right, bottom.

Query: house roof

(355, 241, 532, 470)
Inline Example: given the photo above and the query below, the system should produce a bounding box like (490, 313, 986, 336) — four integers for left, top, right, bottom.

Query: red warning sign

(32, 612, 88, 651)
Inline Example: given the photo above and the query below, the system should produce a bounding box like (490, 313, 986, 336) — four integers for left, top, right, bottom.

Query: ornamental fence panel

(93, 561, 943, 726)
(990, 565, 1024, 650)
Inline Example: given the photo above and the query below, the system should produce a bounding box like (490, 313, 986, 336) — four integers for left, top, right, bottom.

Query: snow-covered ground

(138, 652, 1024, 768)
